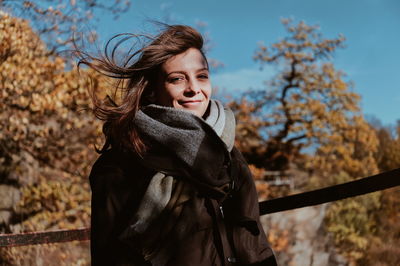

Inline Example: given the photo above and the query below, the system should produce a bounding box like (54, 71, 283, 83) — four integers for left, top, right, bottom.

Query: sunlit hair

(77, 24, 208, 155)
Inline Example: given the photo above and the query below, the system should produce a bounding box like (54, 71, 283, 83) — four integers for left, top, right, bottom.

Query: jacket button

(223, 161, 230, 169)
(227, 257, 237, 263)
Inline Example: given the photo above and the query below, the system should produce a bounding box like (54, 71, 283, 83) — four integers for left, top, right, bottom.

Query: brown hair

(77, 24, 207, 155)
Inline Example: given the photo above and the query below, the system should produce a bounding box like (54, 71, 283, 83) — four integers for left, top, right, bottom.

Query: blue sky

(94, 0, 400, 125)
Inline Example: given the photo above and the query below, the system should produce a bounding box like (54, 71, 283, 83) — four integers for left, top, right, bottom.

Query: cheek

(204, 86, 212, 98)
(165, 86, 182, 102)
(156, 85, 181, 106)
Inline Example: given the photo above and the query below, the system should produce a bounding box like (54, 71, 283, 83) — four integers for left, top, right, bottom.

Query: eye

(168, 76, 185, 83)
(198, 73, 209, 80)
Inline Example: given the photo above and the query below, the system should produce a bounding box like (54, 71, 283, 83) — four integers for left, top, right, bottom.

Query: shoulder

(230, 146, 251, 174)
(229, 146, 255, 189)
(89, 149, 124, 184)
(230, 146, 247, 163)
(90, 149, 125, 172)
(89, 148, 151, 191)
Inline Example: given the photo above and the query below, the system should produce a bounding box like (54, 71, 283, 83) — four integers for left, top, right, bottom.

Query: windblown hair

(77, 24, 207, 155)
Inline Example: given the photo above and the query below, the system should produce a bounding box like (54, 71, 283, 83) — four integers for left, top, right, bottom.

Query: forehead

(162, 48, 208, 73)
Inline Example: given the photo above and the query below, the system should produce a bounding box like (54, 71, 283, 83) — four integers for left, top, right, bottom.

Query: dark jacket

(89, 147, 277, 266)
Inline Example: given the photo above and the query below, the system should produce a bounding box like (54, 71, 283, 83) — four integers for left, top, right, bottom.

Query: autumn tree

(230, 19, 382, 264)
(324, 120, 400, 263)
(0, 0, 134, 260)
(0, 9, 114, 238)
(351, 120, 400, 265)
(324, 120, 399, 264)
(372, 121, 400, 172)
(232, 19, 378, 178)
(0, 12, 104, 185)
(0, 10, 115, 264)
(0, 0, 131, 55)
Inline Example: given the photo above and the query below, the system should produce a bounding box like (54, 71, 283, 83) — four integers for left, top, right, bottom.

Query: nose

(184, 81, 200, 95)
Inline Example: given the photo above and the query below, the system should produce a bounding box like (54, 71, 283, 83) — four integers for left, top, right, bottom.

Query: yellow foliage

(0, 3, 129, 264)
(233, 19, 383, 264)
(0, 13, 107, 180)
(16, 175, 91, 232)
(0, 242, 90, 266)
(325, 189, 381, 263)
(0, 14, 111, 238)
(234, 19, 378, 177)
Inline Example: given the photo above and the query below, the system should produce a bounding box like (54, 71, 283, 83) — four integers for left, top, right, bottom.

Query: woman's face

(156, 48, 212, 118)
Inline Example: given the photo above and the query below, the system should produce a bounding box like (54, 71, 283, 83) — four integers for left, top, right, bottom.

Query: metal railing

(1, 168, 399, 247)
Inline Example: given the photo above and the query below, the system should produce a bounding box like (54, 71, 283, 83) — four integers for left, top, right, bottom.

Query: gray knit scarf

(128, 99, 235, 235)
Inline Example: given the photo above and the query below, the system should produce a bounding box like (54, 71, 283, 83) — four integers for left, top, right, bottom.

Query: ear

(141, 86, 157, 106)
(147, 90, 157, 103)
(143, 69, 162, 104)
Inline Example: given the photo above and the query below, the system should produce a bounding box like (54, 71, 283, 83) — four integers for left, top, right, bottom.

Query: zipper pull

(219, 205, 225, 219)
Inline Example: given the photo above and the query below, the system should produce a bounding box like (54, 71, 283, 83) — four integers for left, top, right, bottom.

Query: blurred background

(0, 0, 399, 265)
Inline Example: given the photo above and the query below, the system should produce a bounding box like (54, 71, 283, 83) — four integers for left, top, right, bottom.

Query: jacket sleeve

(227, 147, 277, 265)
(89, 153, 149, 266)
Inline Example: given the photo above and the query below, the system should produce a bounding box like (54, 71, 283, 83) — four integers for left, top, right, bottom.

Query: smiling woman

(77, 24, 277, 266)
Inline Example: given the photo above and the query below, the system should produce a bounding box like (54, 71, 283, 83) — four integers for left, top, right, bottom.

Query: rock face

(0, 185, 20, 226)
(261, 204, 348, 266)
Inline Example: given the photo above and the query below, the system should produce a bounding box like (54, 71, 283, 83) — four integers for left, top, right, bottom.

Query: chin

(186, 109, 204, 117)
(176, 105, 207, 118)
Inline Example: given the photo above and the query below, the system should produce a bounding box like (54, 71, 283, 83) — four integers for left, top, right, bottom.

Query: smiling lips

(178, 99, 203, 106)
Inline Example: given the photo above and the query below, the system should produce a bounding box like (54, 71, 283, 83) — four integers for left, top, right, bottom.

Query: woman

(82, 24, 277, 265)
